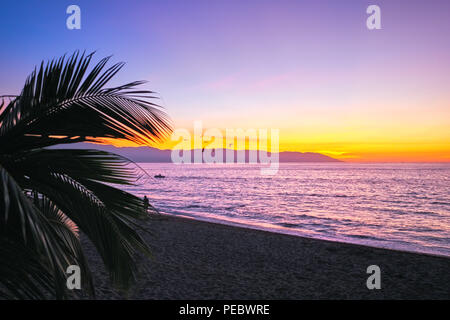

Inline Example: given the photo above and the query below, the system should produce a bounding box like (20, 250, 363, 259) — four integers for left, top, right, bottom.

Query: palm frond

(0, 166, 93, 299)
(0, 52, 171, 299)
(0, 238, 55, 299)
(3, 149, 153, 289)
(0, 51, 172, 153)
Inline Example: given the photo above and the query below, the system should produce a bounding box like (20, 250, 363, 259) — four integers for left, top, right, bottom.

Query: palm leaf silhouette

(0, 51, 172, 299)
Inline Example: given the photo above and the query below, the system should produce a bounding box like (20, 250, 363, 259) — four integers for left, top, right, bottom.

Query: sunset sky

(1, 0, 449, 162)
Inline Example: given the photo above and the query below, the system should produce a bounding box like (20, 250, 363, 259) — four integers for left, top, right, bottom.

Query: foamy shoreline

(162, 212, 450, 258)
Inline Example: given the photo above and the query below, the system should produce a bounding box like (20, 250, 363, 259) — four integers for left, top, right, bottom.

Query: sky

(1, 0, 449, 162)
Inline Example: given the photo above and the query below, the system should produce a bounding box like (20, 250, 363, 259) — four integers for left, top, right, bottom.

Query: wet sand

(81, 215, 450, 299)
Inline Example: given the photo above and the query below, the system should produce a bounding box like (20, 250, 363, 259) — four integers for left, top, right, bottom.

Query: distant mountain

(53, 143, 341, 163)
(278, 151, 341, 162)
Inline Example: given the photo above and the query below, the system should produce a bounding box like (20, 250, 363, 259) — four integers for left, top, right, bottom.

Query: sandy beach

(80, 215, 450, 300)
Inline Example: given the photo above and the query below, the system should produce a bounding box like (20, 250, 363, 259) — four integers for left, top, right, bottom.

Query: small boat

(154, 174, 165, 178)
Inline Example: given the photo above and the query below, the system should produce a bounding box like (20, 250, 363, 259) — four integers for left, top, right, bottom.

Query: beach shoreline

(80, 214, 450, 300)
(162, 212, 450, 258)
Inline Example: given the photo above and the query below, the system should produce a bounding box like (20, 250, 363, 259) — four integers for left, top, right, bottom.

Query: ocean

(123, 163, 450, 257)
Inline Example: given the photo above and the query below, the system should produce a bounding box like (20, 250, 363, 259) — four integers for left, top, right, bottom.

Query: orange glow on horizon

(92, 133, 450, 163)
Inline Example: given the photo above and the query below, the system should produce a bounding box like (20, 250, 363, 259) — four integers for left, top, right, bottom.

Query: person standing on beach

(143, 196, 149, 214)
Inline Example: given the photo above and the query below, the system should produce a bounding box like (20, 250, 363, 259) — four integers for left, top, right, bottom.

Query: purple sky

(1, 0, 449, 161)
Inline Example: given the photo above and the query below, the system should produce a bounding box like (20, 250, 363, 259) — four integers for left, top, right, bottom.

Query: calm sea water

(124, 163, 450, 257)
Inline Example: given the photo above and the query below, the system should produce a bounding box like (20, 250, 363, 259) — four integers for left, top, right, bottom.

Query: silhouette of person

(143, 196, 149, 214)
